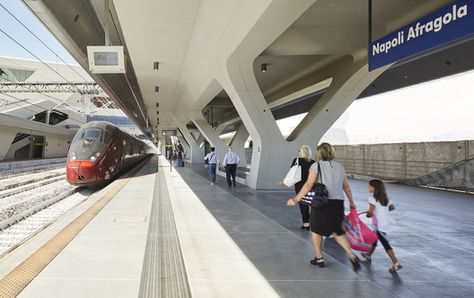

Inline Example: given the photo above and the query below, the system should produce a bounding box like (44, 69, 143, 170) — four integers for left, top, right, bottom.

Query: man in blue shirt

(204, 147, 219, 185)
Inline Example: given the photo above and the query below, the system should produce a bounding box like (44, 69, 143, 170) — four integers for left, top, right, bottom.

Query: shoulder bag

(283, 158, 302, 187)
(204, 153, 214, 168)
(301, 162, 329, 208)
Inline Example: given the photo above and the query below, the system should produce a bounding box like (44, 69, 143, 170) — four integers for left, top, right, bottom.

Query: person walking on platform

(278, 145, 315, 230)
(287, 143, 360, 271)
(204, 147, 219, 185)
(223, 146, 240, 187)
(361, 179, 402, 273)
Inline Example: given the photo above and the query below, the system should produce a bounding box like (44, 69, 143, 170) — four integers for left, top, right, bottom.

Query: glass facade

(0, 67, 34, 82)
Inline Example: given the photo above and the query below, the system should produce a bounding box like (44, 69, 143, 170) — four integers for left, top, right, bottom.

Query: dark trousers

(295, 187, 310, 224)
(298, 202, 310, 224)
(373, 230, 392, 251)
(225, 164, 237, 186)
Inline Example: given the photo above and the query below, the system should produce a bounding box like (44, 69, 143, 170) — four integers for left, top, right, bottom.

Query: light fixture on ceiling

(153, 61, 160, 70)
(155, 86, 160, 93)
(261, 63, 268, 73)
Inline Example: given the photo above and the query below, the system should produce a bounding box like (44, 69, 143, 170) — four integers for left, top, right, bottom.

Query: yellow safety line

(0, 168, 139, 297)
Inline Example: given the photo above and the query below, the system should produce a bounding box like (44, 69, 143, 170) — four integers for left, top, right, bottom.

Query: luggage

(344, 208, 378, 252)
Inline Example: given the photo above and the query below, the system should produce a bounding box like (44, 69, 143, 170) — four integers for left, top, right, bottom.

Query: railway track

(0, 192, 88, 257)
(0, 158, 66, 180)
(0, 165, 89, 257)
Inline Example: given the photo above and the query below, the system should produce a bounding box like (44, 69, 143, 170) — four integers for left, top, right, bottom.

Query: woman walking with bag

(287, 143, 360, 270)
(279, 145, 315, 230)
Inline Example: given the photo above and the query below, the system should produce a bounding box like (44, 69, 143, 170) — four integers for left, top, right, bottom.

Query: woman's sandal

(361, 252, 372, 261)
(310, 257, 325, 268)
(389, 262, 403, 273)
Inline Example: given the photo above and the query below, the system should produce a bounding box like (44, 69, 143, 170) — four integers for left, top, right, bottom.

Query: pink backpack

(344, 208, 378, 252)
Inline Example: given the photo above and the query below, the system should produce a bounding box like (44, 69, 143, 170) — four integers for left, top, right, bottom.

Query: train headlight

(70, 152, 77, 161)
(89, 152, 100, 162)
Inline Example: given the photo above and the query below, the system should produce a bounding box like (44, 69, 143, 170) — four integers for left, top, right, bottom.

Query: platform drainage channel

(139, 166, 191, 298)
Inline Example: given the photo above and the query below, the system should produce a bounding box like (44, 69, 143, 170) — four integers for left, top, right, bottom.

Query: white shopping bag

(283, 158, 301, 187)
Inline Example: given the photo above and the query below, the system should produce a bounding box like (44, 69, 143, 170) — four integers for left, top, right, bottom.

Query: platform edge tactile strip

(0, 158, 150, 298)
(138, 164, 192, 298)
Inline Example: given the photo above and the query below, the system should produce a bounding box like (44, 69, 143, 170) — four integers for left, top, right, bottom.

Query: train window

(80, 128, 102, 141)
(103, 131, 112, 144)
(129, 145, 134, 156)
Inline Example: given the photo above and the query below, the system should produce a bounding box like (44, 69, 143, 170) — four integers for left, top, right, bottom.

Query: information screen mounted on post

(369, 0, 474, 71)
(87, 46, 126, 74)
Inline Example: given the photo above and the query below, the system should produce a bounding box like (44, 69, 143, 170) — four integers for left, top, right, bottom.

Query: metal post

(368, 0, 372, 45)
(104, 0, 110, 46)
(169, 147, 173, 172)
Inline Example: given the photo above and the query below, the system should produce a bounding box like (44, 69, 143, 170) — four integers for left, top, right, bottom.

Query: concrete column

(190, 112, 228, 165)
(225, 56, 389, 188)
(288, 57, 390, 144)
(176, 135, 190, 156)
(196, 134, 205, 146)
(177, 122, 204, 164)
(0, 127, 20, 160)
(221, 82, 286, 188)
(229, 123, 249, 168)
(214, 0, 317, 188)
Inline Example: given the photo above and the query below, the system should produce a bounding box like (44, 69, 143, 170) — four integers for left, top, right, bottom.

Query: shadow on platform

(174, 162, 474, 297)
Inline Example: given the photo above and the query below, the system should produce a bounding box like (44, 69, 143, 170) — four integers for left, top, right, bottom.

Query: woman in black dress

(279, 145, 315, 229)
(291, 145, 315, 230)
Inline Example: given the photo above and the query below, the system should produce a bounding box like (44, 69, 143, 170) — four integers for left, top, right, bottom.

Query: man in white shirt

(204, 147, 219, 185)
(222, 146, 240, 187)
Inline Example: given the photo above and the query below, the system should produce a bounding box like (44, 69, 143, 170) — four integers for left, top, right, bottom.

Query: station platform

(0, 155, 473, 297)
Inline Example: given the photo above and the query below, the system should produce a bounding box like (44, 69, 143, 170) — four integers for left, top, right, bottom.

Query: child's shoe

(389, 262, 403, 273)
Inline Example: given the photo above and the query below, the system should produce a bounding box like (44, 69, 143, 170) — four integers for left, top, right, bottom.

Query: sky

(0, 0, 77, 64)
(1, 0, 473, 145)
(276, 69, 474, 144)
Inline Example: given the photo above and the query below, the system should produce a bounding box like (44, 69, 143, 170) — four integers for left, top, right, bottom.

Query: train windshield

(68, 127, 111, 162)
(79, 128, 102, 141)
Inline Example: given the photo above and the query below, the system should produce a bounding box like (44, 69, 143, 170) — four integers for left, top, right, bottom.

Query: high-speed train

(66, 121, 153, 186)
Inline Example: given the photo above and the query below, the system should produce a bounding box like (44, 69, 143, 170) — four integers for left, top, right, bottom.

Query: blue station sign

(369, 0, 474, 71)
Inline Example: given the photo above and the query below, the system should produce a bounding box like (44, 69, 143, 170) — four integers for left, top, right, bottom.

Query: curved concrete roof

(20, 0, 474, 188)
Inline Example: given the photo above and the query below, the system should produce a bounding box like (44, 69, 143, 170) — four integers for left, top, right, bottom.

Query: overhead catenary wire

(0, 93, 84, 125)
(0, 75, 82, 116)
(0, 18, 93, 117)
(0, 3, 91, 84)
(0, 27, 84, 95)
(0, 4, 130, 127)
(1, 58, 99, 116)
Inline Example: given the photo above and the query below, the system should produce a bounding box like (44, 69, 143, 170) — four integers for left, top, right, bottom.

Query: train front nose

(66, 161, 97, 185)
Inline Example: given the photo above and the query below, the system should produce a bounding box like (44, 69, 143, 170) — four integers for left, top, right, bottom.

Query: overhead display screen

(87, 46, 125, 73)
